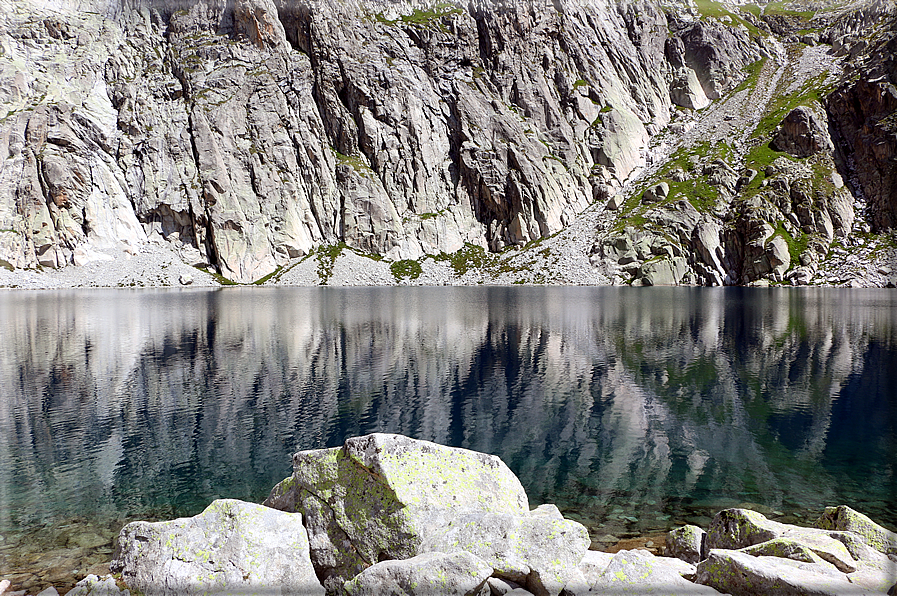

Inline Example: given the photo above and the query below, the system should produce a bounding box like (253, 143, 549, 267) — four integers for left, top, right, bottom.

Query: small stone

(36, 588, 60, 596)
(179, 274, 193, 285)
(605, 194, 624, 211)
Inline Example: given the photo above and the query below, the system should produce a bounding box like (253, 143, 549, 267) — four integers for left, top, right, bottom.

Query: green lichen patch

(389, 259, 422, 281)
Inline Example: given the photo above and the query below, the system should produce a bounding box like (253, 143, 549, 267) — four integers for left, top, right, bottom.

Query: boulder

(264, 433, 529, 591)
(641, 182, 670, 205)
(771, 105, 835, 158)
(739, 537, 835, 567)
(670, 67, 712, 110)
(707, 509, 858, 573)
(343, 551, 493, 596)
(110, 499, 323, 596)
(695, 549, 871, 596)
(814, 506, 897, 555)
(589, 549, 722, 595)
(576, 550, 615, 587)
(421, 504, 590, 596)
(605, 194, 625, 211)
(666, 525, 707, 564)
(638, 256, 688, 286)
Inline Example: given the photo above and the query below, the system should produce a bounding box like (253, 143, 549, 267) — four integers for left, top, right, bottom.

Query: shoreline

(0, 231, 894, 291)
(0, 500, 880, 595)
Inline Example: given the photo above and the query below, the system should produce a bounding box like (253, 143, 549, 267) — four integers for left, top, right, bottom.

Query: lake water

(1, 287, 896, 590)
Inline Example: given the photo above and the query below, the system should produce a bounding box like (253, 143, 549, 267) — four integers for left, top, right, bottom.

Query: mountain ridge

(0, 0, 895, 287)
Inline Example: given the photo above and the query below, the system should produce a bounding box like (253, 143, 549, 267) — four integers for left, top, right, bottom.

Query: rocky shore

(3, 433, 895, 596)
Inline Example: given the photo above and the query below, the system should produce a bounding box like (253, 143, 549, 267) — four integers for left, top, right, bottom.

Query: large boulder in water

(264, 433, 529, 591)
(110, 499, 323, 596)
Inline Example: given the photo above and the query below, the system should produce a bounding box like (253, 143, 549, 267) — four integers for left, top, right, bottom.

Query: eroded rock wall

(0, 0, 763, 282)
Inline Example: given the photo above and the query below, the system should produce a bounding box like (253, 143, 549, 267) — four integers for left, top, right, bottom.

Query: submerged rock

(110, 499, 323, 596)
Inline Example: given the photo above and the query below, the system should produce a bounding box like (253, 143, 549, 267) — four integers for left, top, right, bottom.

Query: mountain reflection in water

(1, 287, 895, 575)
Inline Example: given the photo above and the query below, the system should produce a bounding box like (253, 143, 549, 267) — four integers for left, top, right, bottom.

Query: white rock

(111, 499, 323, 596)
(264, 433, 529, 592)
(590, 549, 720, 595)
(696, 549, 873, 595)
(343, 551, 492, 596)
(422, 504, 590, 596)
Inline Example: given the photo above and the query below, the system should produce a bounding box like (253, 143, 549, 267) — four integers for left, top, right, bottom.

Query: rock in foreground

(110, 499, 323, 596)
(264, 433, 530, 591)
(108, 433, 897, 596)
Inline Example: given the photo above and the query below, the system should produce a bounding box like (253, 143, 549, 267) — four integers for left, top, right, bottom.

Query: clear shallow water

(1, 287, 896, 588)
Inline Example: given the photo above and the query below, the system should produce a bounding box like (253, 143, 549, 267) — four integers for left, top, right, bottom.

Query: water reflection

(0, 287, 895, 586)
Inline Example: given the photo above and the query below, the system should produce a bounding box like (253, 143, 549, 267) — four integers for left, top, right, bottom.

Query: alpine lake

(1, 286, 895, 592)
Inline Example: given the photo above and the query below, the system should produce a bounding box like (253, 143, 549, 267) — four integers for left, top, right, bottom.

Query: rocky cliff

(0, 0, 895, 285)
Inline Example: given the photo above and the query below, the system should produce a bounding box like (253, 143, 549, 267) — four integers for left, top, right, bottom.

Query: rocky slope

(0, 0, 895, 286)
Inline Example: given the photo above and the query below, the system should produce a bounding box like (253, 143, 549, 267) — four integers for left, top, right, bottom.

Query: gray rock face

(421, 504, 590, 596)
(826, 12, 897, 231)
(0, 0, 694, 281)
(667, 20, 761, 100)
(771, 105, 835, 158)
(110, 499, 324, 596)
(588, 549, 722, 595)
(670, 67, 711, 110)
(343, 551, 493, 596)
(263, 433, 529, 592)
(666, 524, 707, 564)
(707, 508, 858, 573)
(695, 549, 871, 596)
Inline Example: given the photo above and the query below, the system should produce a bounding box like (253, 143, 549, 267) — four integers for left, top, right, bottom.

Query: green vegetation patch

(390, 259, 423, 281)
(315, 242, 347, 284)
(252, 266, 282, 285)
(750, 71, 832, 142)
(771, 221, 809, 268)
(375, 2, 462, 28)
(333, 149, 373, 173)
(694, 0, 760, 36)
(197, 266, 237, 285)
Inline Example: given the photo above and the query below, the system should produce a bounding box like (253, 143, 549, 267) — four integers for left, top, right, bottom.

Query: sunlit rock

(343, 551, 493, 596)
(111, 499, 323, 596)
(264, 433, 529, 592)
(421, 504, 590, 596)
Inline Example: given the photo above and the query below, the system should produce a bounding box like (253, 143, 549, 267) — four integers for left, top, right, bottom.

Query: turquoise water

(0, 287, 895, 589)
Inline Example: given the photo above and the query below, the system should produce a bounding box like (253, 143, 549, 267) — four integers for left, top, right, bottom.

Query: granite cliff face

(0, 0, 894, 285)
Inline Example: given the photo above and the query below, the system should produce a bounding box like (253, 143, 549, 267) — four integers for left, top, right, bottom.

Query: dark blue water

(0, 287, 895, 588)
